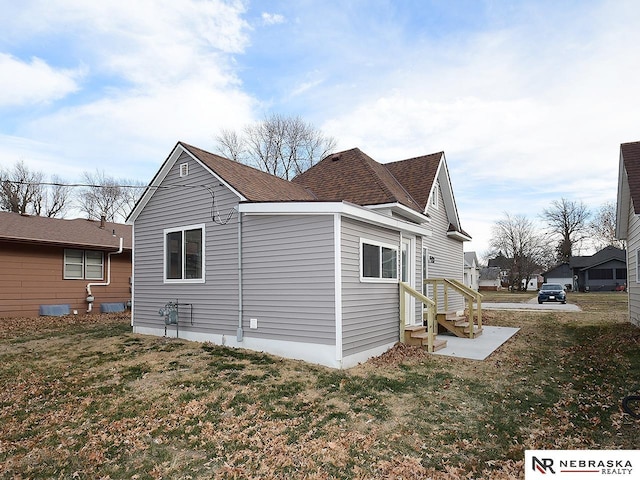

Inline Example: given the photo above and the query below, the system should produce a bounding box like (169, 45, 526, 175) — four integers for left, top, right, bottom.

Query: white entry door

(401, 237, 417, 324)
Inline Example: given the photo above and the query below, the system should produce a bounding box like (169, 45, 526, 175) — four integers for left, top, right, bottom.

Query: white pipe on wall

(86, 237, 124, 312)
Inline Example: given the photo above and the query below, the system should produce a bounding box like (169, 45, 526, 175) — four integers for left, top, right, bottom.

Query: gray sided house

(129, 142, 471, 368)
(616, 140, 640, 327)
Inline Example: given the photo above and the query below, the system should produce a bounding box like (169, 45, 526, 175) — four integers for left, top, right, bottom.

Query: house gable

(616, 141, 640, 240)
(129, 142, 315, 223)
(387, 153, 470, 241)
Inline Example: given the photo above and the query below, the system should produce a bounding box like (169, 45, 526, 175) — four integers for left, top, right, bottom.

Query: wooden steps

(435, 311, 483, 338)
(404, 325, 447, 351)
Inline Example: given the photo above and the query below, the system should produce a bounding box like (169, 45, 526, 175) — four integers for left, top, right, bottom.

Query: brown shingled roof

(292, 148, 421, 211)
(385, 153, 443, 211)
(621, 141, 640, 214)
(0, 211, 131, 250)
(181, 143, 316, 202)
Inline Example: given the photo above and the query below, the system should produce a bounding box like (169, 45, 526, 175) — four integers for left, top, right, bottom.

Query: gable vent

(179, 162, 189, 177)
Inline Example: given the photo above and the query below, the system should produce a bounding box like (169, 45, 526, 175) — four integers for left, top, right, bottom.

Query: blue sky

(1, 0, 639, 256)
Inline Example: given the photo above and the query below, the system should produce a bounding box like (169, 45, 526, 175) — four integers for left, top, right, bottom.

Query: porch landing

(432, 326, 519, 361)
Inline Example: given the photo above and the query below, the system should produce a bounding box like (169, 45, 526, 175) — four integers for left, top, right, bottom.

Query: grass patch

(0, 305, 638, 479)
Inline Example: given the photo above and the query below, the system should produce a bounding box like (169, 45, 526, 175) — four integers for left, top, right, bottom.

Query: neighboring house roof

(569, 246, 626, 271)
(464, 251, 479, 268)
(292, 148, 421, 211)
(0, 211, 131, 250)
(479, 266, 500, 280)
(488, 254, 511, 270)
(616, 141, 640, 239)
(542, 262, 572, 278)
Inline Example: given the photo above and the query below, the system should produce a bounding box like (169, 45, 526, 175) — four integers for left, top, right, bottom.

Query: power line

(0, 179, 214, 190)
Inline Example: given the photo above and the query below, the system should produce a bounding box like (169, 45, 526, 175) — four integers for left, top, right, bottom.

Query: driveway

(481, 297, 581, 312)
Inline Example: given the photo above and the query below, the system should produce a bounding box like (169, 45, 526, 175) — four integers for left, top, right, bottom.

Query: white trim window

(360, 239, 398, 282)
(430, 181, 439, 209)
(179, 162, 189, 177)
(64, 249, 104, 280)
(164, 224, 205, 283)
(636, 249, 640, 283)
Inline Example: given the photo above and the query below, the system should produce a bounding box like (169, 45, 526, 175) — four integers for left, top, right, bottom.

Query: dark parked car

(538, 283, 567, 304)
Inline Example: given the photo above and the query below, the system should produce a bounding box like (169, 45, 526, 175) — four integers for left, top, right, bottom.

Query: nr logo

(532, 456, 556, 474)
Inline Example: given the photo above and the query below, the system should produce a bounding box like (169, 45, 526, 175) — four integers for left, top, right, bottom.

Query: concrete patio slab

(433, 326, 520, 360)
(482, 302, 581, 312)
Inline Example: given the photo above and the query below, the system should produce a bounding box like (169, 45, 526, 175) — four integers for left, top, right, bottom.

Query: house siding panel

(424, 183, 465, 311)
(341, 217, 400, 357)
(627, 199, 640, 326)
(242, 214, 336, 344)
(132, 152, 240, 335)
(0, 241, 131, 317)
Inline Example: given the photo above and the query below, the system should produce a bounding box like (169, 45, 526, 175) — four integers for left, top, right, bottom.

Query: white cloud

(261, 12, 285, 25)
(315, 1, 640, 254)
(0, 0, 256, 181)
(0, 54, 83, 107)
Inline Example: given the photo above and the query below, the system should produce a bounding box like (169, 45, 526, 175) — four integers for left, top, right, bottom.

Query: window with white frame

(636, 250, 640, 283)
(165, 224, 205, 282)
(64, 249, 104, 280)
(361, 239, 398, 281)
(179, 162, 189, 177)
(430, 181, 439, 209)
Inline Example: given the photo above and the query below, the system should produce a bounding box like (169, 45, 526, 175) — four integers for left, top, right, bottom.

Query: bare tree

(214, 113, 336, 180)
(540, 198, 590, 262)
(490, 213, 552, 291)
(77, 171, 142, 222)
(117, 177, 146, 221)
(589, 201, 626, 250)
(32, 175, 71, 218)
(77, 170, 120, 221)
(215, 128, 245, 162)
(0, 161, 70, 217)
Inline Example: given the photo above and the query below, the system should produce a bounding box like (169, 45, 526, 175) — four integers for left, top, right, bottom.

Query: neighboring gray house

(616, 140, 640, 326)
(542, 263, 573, 290)
(570, 246, 626, 292)
(463, 251, 480, 291)
(128, 142, 471, 368)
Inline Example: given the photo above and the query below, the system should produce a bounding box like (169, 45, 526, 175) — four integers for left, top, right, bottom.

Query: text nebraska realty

(558, 459, 632, 475)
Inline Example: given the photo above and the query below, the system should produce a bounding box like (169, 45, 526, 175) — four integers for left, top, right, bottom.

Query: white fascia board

(447, 230, 472, 242)
(615, 152, 630, 240)
(127, 143, 245, 223)
(367, 202, 431, 224)
(437, 154, 463, 231)
(239, 201, 432, 236)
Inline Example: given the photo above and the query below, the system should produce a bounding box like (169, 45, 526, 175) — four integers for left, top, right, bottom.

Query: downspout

(237, 211, 244, 341)
(86, 237, 124, 312)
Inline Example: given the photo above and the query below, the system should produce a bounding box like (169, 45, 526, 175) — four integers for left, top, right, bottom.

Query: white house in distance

(128, 142, 472, 368)
(463, 252, 480, 291)
(616, 140, 640, 326)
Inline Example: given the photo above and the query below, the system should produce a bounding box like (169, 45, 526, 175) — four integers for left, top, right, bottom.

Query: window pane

(64, 249, 84, 279)
(382, 247, 397, 279)
(589, 268, 613, 280)
(616, 268, 627, 280)
(66, 264, 83, 279)
(185, 228, 202, 279)
(362, 243, 380, 278)
(85, 251, 104, 280)
(166, 231, 183, 279)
